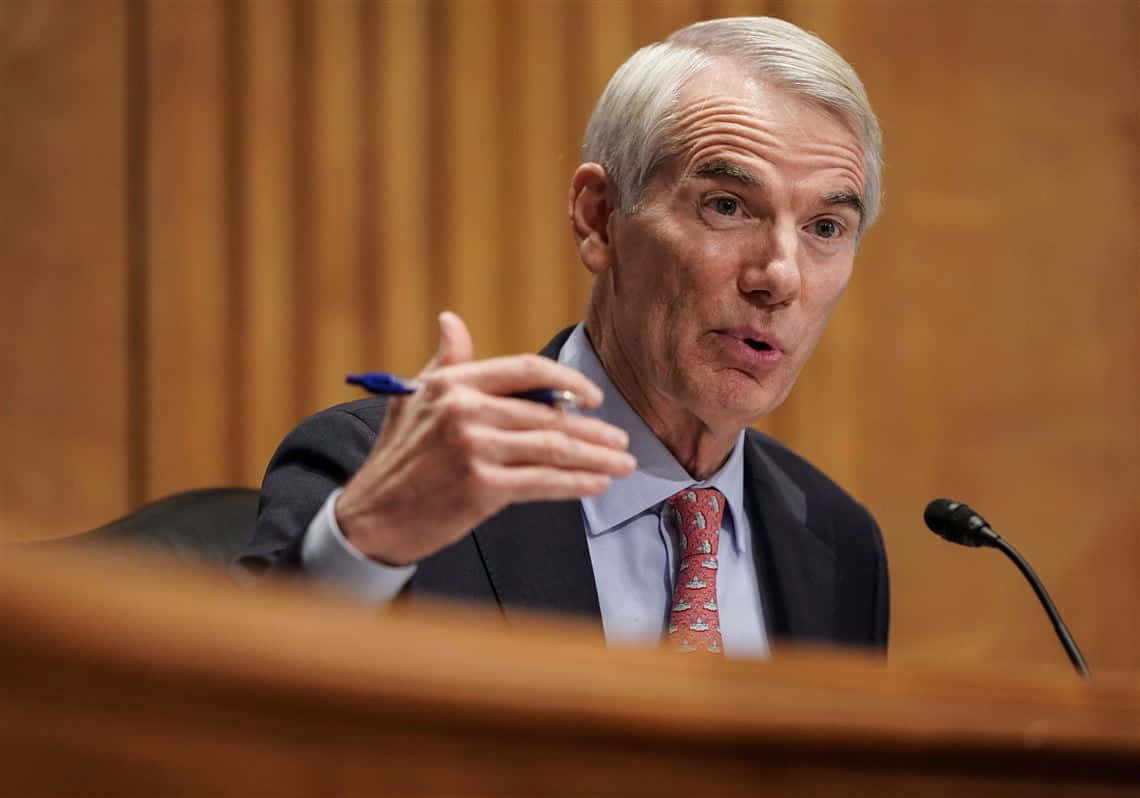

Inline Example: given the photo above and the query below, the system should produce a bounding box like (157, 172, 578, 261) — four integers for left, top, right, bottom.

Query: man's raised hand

(334, 311, 635, 566)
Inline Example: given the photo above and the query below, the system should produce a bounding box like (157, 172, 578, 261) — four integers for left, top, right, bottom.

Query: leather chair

(32, 488, 260, 568)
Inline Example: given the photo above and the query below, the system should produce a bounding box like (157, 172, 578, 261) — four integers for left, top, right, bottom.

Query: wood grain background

(2, 0, 1137, 672)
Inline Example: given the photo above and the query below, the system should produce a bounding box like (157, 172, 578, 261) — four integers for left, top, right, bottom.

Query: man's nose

(738, 221, 801, 306)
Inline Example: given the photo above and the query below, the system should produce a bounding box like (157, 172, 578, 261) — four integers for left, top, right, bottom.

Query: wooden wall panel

(3, 1, 1137, 674)
(370, 1, 436, 375)
(636, 0, 703, 43)
(304, 0, 368, 415)
(0, 0, 129, 541)
(145, 0, 235, 497)
(581, 1, 636, 118)
(237, 0, 297, 485)
(703, 0, 767, 16)
(441, 1, 506, 358)
(501, 0, 579, 352)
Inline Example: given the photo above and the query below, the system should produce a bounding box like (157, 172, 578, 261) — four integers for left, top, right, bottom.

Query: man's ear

(569, 163, 618, 275)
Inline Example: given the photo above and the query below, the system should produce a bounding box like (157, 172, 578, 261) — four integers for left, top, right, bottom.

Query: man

(239, 16, 888, 656)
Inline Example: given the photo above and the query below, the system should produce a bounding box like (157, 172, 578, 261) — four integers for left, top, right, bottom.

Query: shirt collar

(557, 324, 748, 553)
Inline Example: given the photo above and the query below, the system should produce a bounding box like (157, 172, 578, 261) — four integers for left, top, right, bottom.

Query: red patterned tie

(665, 487, 726, 655)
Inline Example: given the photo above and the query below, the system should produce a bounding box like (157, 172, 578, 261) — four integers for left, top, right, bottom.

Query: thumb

(424, 310, 474, 372)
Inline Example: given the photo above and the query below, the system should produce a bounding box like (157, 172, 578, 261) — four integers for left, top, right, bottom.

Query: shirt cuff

(300, 488, 417, 603)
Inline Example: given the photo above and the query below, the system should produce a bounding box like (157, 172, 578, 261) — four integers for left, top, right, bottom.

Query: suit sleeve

(235, 404, 381, 573)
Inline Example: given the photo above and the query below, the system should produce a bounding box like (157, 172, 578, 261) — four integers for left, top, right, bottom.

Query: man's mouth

(716, 328, 783, 354)
(713, 329, 785, 372)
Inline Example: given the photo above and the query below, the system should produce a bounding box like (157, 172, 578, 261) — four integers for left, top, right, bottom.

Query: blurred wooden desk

(2, 549, 1137, 796)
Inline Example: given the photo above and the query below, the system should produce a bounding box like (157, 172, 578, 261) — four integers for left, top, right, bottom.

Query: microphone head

(924, 498, 999, 548)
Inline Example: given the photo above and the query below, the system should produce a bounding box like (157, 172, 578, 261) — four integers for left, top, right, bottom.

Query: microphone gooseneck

(923, 498, 1090, 678)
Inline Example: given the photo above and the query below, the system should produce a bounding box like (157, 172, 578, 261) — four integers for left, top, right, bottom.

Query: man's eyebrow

(692, 159, 758, 186)
(823, 189, 865, 221)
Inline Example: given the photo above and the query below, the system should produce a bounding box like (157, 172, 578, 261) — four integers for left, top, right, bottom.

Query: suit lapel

(471, 500, 603, 626)
(470, 435, 838, 643)
(743, 435, 837, 643)
(467, 326, 601, 625)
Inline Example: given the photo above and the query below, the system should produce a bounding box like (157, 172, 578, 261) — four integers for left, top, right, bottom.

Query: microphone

(923, 498, 1000, 548)
(923, 498, 1090, 677)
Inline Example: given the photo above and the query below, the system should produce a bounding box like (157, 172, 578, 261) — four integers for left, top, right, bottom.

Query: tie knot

(667, 487, 725, 558)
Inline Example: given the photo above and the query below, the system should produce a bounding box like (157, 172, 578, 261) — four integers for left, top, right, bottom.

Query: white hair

(582, 17, 883, 232)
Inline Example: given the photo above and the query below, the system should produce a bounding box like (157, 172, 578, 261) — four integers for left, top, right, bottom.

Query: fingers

(413, 312, 604, 408)
(439, 388, 628, 448)
(420, 384, 634, 474)
(380, 310, 472, 441)
(422, 310, 474, 373)
(428, 353, 606, 409)
(468, 426, 636, 476)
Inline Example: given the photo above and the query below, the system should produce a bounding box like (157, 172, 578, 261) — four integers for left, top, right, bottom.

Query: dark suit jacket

(239, 328, 889, 650)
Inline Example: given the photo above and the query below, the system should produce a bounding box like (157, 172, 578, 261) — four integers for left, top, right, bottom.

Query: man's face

(600, 63, 866, 437)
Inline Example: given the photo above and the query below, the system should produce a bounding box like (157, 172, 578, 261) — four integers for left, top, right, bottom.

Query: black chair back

(30, 488, 259, 568)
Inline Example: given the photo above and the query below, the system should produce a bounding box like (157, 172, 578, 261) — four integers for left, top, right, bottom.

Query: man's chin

(698, 384, 790, 431)
(709, 369, 791, 414)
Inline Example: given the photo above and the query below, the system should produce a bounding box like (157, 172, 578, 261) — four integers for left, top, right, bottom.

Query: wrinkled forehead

(662, 60, 866, 188)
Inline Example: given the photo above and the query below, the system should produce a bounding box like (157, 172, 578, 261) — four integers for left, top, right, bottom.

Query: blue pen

(346, 372, 580, 408)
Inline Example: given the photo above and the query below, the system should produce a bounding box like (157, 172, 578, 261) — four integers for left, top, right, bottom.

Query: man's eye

(713, 197, 739, 216)
(813, 218, 841, 239)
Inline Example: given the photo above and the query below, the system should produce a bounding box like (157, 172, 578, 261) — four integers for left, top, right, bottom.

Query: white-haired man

(240, 17, 888, 656)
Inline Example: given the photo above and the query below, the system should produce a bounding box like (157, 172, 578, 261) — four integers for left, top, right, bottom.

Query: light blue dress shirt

(560, 325, 769, 657)
(302, 323, 769, 658)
